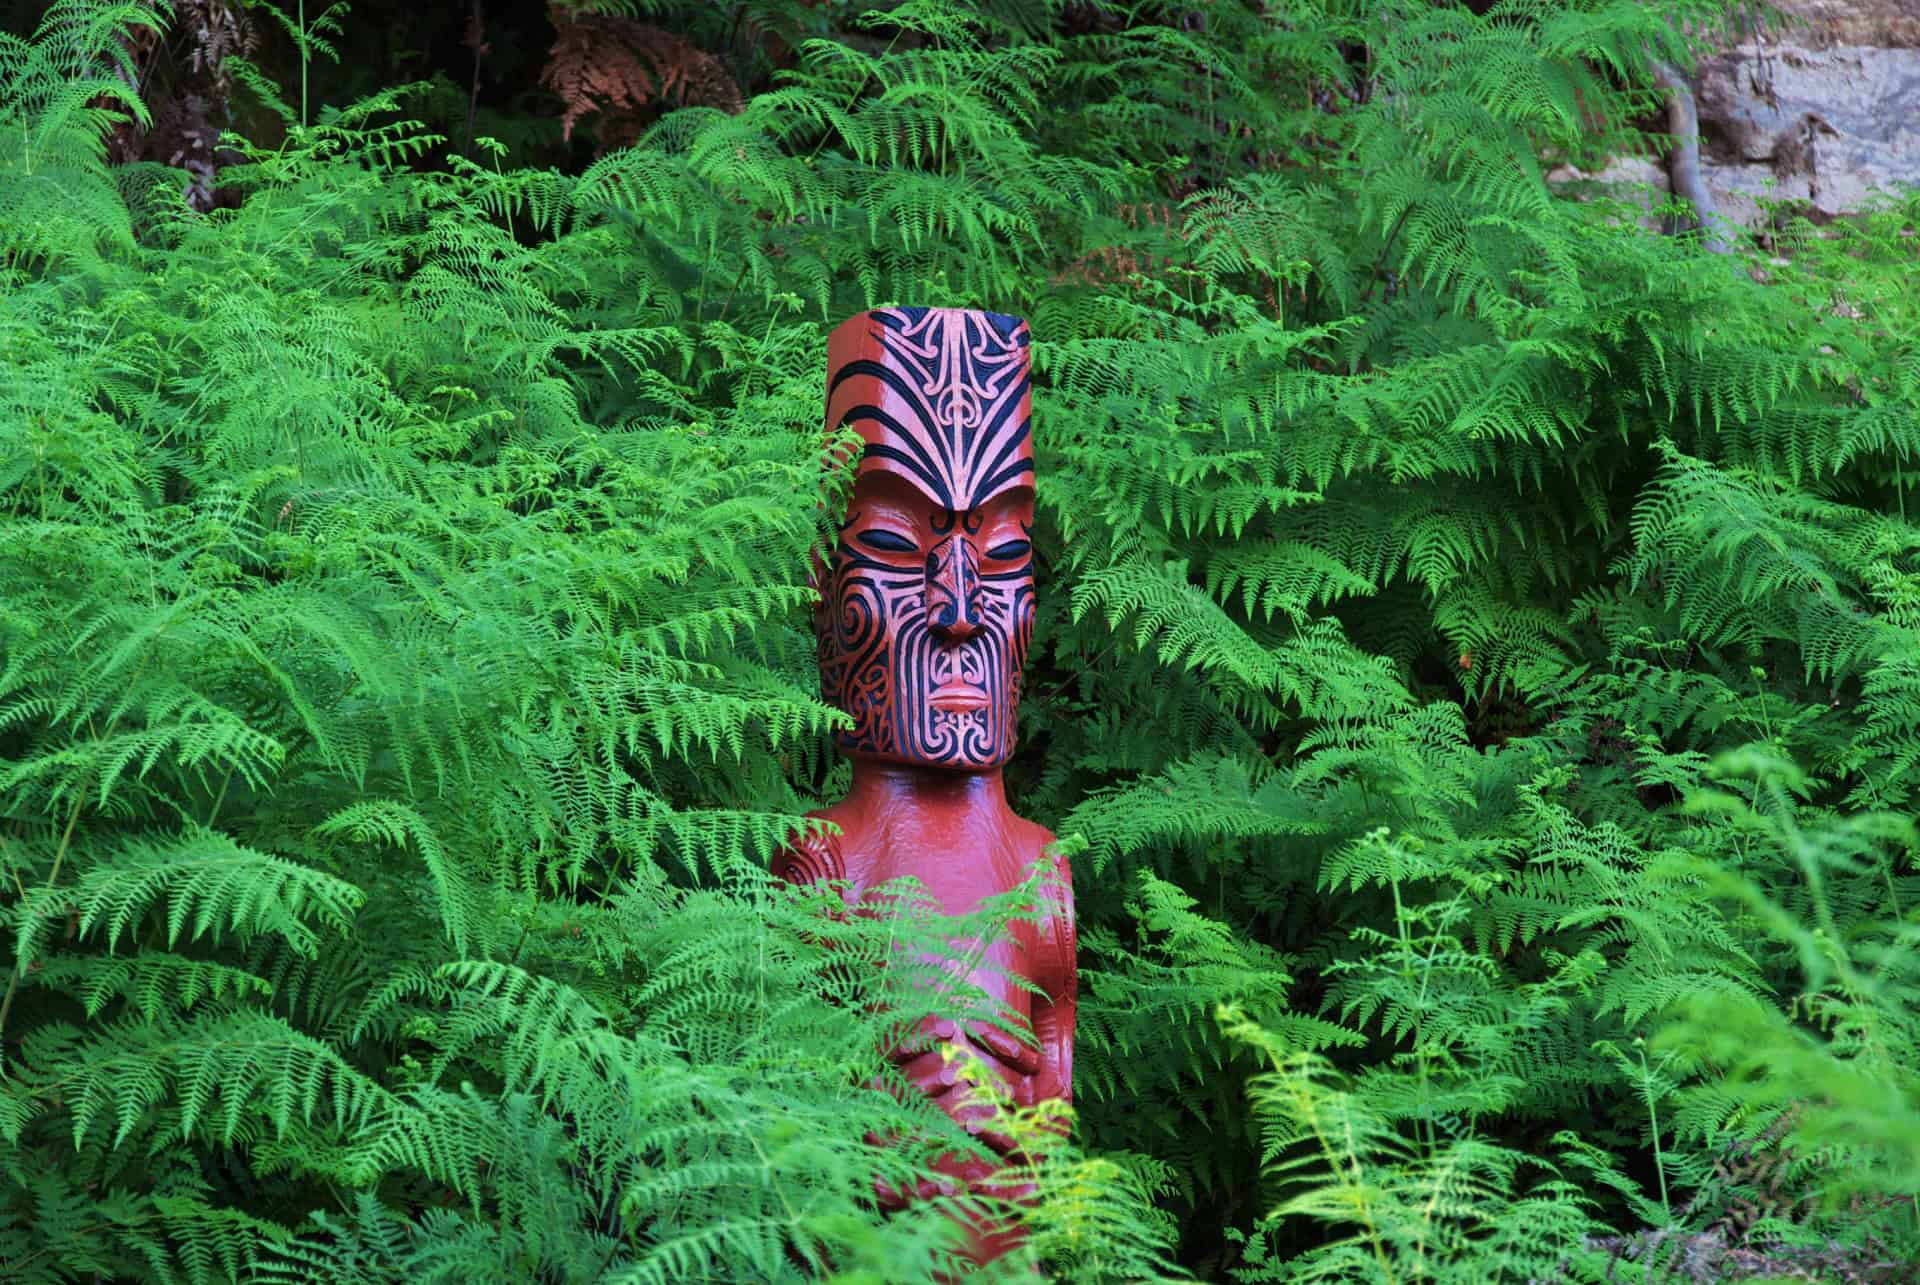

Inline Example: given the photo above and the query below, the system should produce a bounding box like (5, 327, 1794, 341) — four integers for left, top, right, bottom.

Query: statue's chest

(845, 829, 1042, 922)
(843, 835, 1050, 1024)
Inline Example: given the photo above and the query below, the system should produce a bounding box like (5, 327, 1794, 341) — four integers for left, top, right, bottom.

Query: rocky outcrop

(1694, 39, 1920, 226)
(1753, 0, 1920, 50)
(1549, 2, 1919, 236)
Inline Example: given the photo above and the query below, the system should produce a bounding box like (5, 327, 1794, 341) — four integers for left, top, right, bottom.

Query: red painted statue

(776, 306, 1077, 1261)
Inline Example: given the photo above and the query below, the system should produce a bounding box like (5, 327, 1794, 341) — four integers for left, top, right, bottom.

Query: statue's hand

(867, 1023, 1026, 1211)
(888, 1019, 1024, 1159)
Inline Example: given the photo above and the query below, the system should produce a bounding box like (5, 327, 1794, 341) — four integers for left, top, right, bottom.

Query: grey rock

(1760, 0, 1920, 50)
(1694, 41, 1920, 223)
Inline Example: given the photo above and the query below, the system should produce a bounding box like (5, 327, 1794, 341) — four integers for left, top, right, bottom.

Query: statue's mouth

(929, 683, 990, 714)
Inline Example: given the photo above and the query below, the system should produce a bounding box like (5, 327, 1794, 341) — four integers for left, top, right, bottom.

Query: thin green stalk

(0, 792, 85, 1071)
(1639, 1042, 1672, 1223)
(299, 0, 309, 129)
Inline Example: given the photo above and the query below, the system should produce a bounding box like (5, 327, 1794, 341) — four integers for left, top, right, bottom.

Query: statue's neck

(827, 759, 1047, 912)
(843, 759, 1008, 814)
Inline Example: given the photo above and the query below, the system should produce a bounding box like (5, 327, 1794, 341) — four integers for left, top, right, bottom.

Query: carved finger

(886, 1015, 961, 1063)
(895, 1049, 963, 1098)
(871, 1171, 953, 1209)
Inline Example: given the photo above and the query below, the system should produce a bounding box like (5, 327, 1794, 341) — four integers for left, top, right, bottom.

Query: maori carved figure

(777, 307, 1077, 1262)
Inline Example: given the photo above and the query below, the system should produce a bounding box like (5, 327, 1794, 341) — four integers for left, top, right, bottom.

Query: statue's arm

(1025, 843, 1076, 1108)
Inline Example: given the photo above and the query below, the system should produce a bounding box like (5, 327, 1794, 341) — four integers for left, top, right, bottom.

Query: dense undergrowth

(3, 0, 1919, 1280)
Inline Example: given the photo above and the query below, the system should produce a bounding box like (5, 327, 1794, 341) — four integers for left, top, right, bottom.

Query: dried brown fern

(1050, 203, 1182, 293)
(106, 0, 256, 209)
(540, 6, 741, 154)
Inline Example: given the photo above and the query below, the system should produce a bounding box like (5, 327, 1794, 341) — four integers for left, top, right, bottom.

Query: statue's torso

(777, 794, 1075, 1093)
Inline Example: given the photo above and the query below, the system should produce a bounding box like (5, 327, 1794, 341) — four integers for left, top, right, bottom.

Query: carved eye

(857, 529, 918, 553)
(985, 539, 1031, 560)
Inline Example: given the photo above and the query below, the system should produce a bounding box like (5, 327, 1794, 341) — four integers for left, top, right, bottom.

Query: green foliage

(3, 0, 1919, 1280)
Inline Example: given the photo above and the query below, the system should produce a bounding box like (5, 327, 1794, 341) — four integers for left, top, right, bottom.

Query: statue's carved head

(816, 307, 1036, 769)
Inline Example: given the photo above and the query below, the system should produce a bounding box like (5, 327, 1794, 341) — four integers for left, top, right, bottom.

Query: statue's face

(817, 308, 1035, 769)
(820, 473, 1035, 767)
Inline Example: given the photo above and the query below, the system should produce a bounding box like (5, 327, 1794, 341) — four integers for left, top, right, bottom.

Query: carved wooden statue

(776, 306, 1077, 1262)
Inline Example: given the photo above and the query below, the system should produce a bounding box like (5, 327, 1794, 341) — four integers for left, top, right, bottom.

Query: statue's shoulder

(1006, 811, 1066, 874)
(772, 809, 849, 888)
(1006, 812, 1072, 910)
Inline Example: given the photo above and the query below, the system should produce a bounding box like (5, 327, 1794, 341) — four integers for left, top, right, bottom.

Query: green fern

(4, 0, 1919, 1279)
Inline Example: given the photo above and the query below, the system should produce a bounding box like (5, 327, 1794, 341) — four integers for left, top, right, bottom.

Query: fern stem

(205, 769, 235, 830)
(1390, 874, 1436, 1157)
(1638, 1044, 1672, 1223)
(298, 0, 309, 130)
(1, 840, 26, 902)
(1283, 1053, 1398, 1285)
(0, 791, 85, 1072)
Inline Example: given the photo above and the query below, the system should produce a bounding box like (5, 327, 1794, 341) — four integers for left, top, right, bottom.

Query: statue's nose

(927, 538, 983, 641)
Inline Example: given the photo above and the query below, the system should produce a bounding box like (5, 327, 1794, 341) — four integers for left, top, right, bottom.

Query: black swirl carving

(820, 532, 1031, 768)
(818, 308, 1038, 769)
